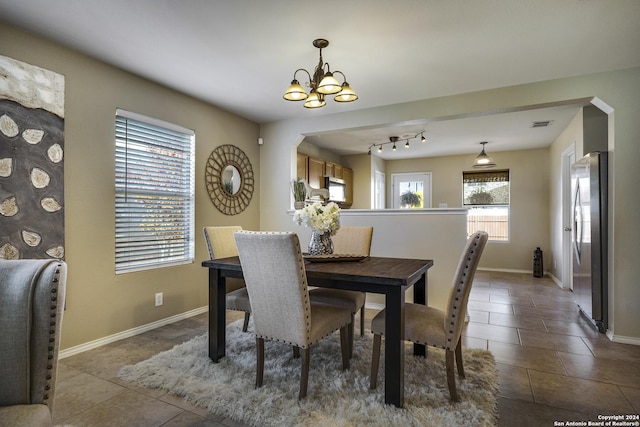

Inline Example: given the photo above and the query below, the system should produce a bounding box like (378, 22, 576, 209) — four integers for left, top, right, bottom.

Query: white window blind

(115, 109, 195, 273)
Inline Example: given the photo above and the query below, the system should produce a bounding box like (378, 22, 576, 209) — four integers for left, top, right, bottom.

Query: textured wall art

(205, 144, 254, 216)
(0, 55, 65, 259)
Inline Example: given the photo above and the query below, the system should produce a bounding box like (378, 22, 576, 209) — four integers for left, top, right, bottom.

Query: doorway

(562, 145, 576, 290)
(391, 172, 432, 209)
(374, 170, 385, 209)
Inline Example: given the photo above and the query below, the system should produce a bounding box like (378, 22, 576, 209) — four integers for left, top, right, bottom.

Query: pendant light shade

(317, 72, 342, 94)
(473, 142, 496, 168)
(334, 82, 358, 102)
(283, 79, 308, 101)
(303, 91, 326, 109)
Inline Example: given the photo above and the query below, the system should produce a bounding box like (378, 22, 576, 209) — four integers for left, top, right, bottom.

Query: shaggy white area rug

(118, 320, 498, 426)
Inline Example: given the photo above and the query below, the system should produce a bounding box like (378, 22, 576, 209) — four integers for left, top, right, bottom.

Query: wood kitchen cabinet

(324, 162, 343, 179)
(307, 156, 325, 188)
(296, 152, 308, 181)
(297, 153, 353, 207)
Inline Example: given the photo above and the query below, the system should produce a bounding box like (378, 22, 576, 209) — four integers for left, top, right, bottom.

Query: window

(115, 109, 195, 273)
(463, 170, 510, 241)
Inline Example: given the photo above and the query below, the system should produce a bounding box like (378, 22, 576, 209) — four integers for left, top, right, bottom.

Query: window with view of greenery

(463, 169, 510, 241)
(115, 109, 195, 273)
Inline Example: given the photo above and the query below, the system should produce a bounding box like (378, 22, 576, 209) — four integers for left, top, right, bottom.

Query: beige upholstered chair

(0, 259, 67, 427)
(203, 226, 251, 332)
(234, 231, 351, 400)
(309, 226, 373, 346)
(370, 231, 488, 401)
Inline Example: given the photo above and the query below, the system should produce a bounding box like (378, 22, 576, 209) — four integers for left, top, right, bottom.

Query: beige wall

(0, 24, 260, 350)
(383, 148, 550, 272)
(260, 67, 640, 342)
(341, 153, 372, 209)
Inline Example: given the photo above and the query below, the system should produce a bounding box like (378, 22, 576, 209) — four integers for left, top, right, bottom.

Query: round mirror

(222, 165, 241, 195)
(205, 145, 254, 215)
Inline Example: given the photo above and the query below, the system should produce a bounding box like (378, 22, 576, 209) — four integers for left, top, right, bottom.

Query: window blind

(115, 109, 195, 273)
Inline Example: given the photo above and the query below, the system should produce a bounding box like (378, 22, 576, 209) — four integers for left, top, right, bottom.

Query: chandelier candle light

(293, 201, 341, 255)
(283, 39, 358, 109)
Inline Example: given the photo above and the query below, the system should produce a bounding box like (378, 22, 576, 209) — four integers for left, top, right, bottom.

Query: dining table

(202, 255, 434, 408)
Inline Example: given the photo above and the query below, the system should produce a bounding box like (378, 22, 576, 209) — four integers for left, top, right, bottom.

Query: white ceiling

(1, 0, 639, 159)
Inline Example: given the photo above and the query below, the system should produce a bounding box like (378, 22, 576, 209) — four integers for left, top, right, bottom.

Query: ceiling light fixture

(283, 39, 358, 109)
(367, 132, 426, 155)
(472, 141, 496, 168)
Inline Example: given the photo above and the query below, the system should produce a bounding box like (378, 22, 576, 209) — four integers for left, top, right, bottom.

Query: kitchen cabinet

(324, 162, 343, 179)
(308, 157, 325, 188)
(296, 152, 308, 181)
(297, 153, 353, 207)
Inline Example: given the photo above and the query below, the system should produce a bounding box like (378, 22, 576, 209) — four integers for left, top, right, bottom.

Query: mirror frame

(205, 144, 254, 215)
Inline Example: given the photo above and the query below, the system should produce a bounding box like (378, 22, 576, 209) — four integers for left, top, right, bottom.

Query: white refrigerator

(571, 152, 608, 333)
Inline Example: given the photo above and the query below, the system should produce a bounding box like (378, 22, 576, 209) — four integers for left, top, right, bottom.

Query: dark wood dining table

(202, 255, 434, 408)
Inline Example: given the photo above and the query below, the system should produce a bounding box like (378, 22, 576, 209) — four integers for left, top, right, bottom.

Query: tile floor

(53, 271, 640, 426)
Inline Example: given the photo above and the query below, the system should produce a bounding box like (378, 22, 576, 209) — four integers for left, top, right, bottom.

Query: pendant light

(473, 141, 496, 168)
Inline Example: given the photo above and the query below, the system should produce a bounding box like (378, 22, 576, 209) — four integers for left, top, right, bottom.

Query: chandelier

(472, 142, 497, 168)
(283, 39, 358, 109)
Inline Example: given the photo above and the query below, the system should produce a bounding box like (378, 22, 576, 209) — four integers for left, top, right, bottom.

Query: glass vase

(308, 230, 334, 255)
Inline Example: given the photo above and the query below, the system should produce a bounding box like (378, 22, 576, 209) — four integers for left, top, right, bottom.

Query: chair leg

(299, 347, 311, 400)
(359, 305, 365, 336)
(445, 349, 459, 402)
(256, 337, 264, 388)
(455, 339, 465, 378)
(339, 325, 350, 370)
(293, 346, 300, 359)
(348, 313, 355, 359)
(242, 312, 250, 332)
(370, 334, 381, 389)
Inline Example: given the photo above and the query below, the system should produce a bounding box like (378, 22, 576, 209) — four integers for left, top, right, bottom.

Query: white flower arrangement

(293, 201, 341, 235)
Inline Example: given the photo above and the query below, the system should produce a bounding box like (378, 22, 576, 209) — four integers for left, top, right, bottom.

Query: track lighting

(367, 131, 426, 155)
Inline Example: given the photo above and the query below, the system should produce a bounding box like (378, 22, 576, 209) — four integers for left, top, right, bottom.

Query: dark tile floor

(53, 271, 640, 426)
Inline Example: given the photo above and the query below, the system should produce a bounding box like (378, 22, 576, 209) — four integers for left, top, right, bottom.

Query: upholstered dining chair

(203, 226, 251, 332)
(234, 231, 351, 400)
(369, 231, 488, 402)
(309, 226, 373, 347)
(0, 259, 67, 427)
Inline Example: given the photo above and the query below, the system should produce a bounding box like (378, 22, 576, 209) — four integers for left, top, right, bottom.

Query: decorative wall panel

(0, 55, 65, 259)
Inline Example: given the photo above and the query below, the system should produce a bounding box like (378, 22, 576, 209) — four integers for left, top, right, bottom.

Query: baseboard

(607, 331, 640, 346)
(548, 272, 567, 289)
(477, 267, 535, 275)
(59, 306, 208, 359)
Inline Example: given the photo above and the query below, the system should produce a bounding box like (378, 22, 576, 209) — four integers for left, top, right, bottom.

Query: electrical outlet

(155, 292, 163, 307)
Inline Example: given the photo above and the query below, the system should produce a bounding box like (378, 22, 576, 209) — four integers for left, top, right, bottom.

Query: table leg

(413, 272, 427, 357)
(384, 288, 405, 408)
(209, 268, 226, 362)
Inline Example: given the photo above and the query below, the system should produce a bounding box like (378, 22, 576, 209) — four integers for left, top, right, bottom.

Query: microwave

(324, 176, 346, 202)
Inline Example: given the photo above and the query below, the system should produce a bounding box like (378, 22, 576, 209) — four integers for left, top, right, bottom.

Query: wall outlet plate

(155, 292, 163, 307)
